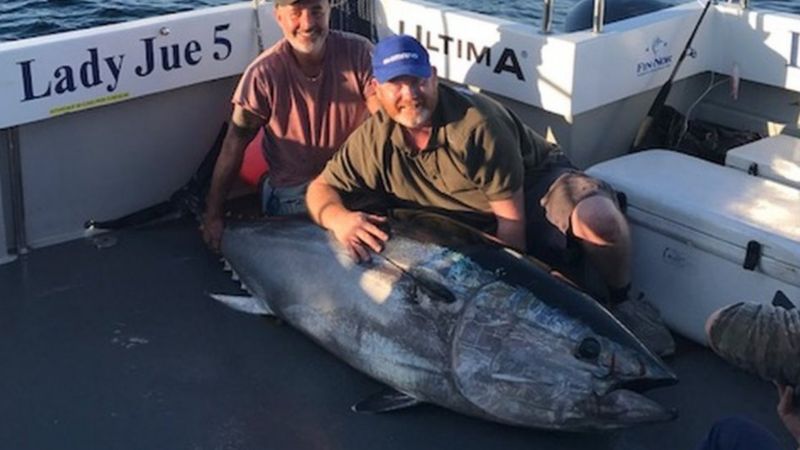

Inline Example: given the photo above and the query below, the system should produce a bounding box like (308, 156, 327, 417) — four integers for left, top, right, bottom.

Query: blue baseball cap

(372, 35, 432, 83)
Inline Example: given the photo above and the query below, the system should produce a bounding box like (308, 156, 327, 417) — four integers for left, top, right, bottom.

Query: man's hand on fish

(201, 213, 225, 253)
(327, 210, 389, 262)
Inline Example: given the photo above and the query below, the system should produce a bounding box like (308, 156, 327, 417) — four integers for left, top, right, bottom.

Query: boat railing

(5, 128, 27, 255)
(592, 0, 605, 33)
(540, 0, 752, 35)
(541, 0, 555, 34)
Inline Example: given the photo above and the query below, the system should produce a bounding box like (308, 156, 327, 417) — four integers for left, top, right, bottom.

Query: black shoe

(610, 295, 676, 357)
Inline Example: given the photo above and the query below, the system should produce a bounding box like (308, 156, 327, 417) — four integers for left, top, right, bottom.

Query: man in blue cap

(306, 35, 674, 356)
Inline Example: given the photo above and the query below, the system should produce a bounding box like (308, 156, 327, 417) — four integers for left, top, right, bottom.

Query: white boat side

(1, 0, 800, 261)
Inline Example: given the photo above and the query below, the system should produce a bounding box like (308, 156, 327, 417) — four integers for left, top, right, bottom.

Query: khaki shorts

(524, 151, 619, 273)
(708, 302, 799, 385)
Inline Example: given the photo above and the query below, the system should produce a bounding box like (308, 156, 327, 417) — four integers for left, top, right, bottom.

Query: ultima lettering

(397, 20, 526, 81)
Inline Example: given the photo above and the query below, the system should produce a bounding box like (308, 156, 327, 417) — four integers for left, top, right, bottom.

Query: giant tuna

(216, 210, 677, 431)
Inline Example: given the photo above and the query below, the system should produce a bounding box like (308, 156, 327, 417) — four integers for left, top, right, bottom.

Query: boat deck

(1, 217, 794, 449)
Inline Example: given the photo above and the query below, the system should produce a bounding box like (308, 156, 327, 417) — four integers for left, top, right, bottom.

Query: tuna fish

(216, 210, 677, 431)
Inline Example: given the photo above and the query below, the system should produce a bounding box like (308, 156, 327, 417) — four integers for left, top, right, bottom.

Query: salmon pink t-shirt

(232, 31, 374, 188)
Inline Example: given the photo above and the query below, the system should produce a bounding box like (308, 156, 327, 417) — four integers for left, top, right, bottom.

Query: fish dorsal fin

(351, 388, 421, 413)
(210, 294, 275, 316)
(772, 290, 796, 310)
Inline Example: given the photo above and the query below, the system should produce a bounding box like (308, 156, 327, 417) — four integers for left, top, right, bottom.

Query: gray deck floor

(0, 217, 794, 450)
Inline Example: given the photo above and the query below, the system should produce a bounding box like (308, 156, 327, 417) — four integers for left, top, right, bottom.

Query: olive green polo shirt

(322, 84, 556, 223)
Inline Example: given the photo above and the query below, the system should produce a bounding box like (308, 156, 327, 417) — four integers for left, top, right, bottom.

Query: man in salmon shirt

(201, 0, 378, 252)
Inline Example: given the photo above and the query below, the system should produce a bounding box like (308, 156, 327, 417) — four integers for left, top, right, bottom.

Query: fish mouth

(619, 346, 679, 390)
(595, 388, 678, 428)
(609, 350, 678, 392)
(589, 354, 678, 428)
(613, 374, 678, 393)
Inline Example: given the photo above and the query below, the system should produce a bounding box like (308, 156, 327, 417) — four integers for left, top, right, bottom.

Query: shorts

(261, 176, 309, 216)
(708, 302, 799, 385)
(524, 151, 619, 274)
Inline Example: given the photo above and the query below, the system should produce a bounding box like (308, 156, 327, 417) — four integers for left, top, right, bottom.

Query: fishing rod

(630, 0, 714, 152)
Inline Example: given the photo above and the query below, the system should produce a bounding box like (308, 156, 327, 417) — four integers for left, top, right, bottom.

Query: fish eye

(576, 337, 601, 361)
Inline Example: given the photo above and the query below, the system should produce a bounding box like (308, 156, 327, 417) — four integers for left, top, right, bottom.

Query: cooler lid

(725, 134, 800, 190)
(587, 150, 800, 270)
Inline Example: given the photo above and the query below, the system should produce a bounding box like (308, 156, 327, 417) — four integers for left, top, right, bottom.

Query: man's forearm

(306, 177, 349, 229)
(204, 125, 258, 217)
(496, 217, 526, 252)
(489, 188, 527, 252)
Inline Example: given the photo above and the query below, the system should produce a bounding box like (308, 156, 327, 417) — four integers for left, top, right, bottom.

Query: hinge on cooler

(743, 240, 762, 271)
(772, 290, 796, 310)
(615, 191, 628, 214)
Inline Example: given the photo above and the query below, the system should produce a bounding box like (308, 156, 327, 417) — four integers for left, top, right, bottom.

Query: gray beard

(395, 107, 432, 129)
(288, 31, 327, 56)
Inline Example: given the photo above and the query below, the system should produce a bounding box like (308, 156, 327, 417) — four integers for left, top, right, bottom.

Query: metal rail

(541, 0, 554, 34)
(252, 0, 264, 53)
(592, 0, 605, 33)
(5, 127, 28, 254)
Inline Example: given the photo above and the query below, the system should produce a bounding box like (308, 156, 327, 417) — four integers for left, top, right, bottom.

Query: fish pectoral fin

(209, 293, 275, 316)
(351, 388, 421, 414)
(772, 290, 796, 310)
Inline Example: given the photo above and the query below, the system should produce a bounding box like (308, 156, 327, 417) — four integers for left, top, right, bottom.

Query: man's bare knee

(570, 196, 627, 246)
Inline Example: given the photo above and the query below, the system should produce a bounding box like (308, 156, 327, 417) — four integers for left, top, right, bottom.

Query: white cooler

(587, 150, 800, 344)
(725, 134, 800, 190)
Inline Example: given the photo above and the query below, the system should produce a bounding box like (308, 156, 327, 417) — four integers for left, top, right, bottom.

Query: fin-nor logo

(636, 37, 673, 76)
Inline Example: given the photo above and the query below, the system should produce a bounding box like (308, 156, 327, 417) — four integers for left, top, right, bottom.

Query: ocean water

(1, 0, 799, 42)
